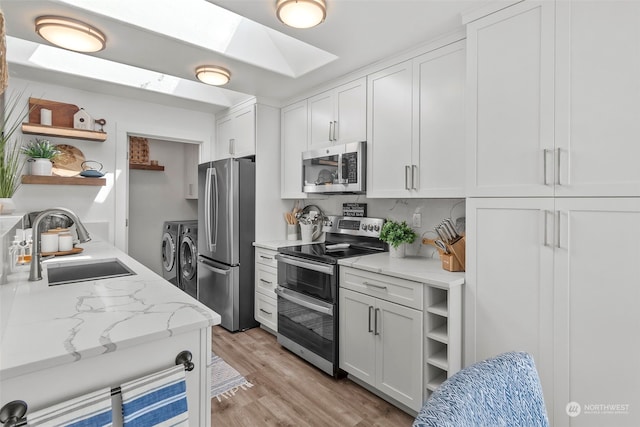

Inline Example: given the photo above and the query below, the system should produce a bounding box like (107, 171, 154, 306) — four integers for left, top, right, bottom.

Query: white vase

(389, 244, 406, 258)
(31, 158, 53, 176)
(0, 198, 16, 215)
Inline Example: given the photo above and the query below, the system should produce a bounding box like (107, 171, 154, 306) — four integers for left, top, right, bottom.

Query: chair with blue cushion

(413, 351, 550, 427)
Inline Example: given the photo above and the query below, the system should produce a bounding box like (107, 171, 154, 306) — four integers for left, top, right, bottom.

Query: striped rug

(211, 352, 253, 401)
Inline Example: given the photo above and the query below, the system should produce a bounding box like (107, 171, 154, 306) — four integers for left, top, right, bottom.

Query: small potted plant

(379, 219, 417, 258)
(21, 138, 60, 176)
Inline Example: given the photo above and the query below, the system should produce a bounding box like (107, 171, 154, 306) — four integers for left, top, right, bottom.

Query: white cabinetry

(367, 41, 465, 198)
(308, 78, 366, 149)
(467, 0, 640, 198)
(466, 1, 555, 197)
(254, 247, 278, 332)
(215, 103, 255, 159)
(339, 267, 423, 412)
(280, 100, 308, 199)
(467, 197, 640, 426)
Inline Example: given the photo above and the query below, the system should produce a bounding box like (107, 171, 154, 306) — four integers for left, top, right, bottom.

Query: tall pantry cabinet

(465, 1, 640, 426)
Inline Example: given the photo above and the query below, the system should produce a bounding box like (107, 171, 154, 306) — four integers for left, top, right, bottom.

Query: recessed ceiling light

(276, 0, 326, 29)
(195, 66, 231, 86)
(35, 16, 106, 53)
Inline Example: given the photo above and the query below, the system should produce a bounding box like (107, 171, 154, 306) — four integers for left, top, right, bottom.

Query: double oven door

(275, 253, 337, 376)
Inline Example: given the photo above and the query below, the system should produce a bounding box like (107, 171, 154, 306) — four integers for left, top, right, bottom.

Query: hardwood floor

(211, 326, 415, 427)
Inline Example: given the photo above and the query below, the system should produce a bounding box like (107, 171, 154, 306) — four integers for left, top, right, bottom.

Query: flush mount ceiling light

(276, 0, 326, 29)
(35, 16, 106, 53)
(195, 66, 231, 86)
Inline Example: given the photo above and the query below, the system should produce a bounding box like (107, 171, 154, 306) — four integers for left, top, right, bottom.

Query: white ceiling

(1, 0, 493, 113)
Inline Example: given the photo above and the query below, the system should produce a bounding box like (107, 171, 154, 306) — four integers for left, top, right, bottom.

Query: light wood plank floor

(211, 326, 415, 427)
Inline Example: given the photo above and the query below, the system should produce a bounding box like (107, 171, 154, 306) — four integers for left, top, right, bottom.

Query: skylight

(58, 0, 337, 77)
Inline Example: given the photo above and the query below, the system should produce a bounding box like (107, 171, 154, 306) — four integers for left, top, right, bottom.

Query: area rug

(211, 352, 253, 401)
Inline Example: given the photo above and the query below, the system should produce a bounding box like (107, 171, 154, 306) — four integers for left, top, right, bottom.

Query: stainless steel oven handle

(275, 253, 335, 275)
(275, 287, 334, 316)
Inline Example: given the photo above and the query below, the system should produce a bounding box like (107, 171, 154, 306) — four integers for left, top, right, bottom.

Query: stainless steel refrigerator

(197, 158, 258, 331)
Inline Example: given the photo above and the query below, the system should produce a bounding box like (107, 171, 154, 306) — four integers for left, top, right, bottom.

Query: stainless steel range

(275, 216, 386, 376)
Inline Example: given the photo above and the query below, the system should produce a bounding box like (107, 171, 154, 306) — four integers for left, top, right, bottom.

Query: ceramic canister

(41, 232, 59, 253)
(58, 233, 73, 252)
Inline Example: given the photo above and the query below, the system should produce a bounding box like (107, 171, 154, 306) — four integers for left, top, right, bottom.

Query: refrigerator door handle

(197, 257, 231, 275)
(205, 167, 219, 252)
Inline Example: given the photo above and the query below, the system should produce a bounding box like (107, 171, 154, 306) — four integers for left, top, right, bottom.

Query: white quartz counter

(338, 253, 464, 289)
(0, 238, 221, 380)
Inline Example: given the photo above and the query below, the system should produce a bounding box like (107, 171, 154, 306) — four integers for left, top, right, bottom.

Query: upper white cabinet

(466, 1, 555, 197)
(308, 77, 366, 149)
(281, 100, 308, 199)
(367, 61, 414, 198)
(467, 0, 640, 197)
(215, 103, 256, 159)
(368, 41, 466, 198)
(554, 1, 640, 196)
(183, 143, 199, 199)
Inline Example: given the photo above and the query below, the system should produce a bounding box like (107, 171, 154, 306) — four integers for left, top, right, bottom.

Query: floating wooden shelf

(129, 163, 165, 171)
(21, 175, 106, 186)
(21, 123, 107, 142)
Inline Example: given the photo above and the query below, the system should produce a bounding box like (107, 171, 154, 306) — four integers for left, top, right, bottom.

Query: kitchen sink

(47, 258, 136, 286)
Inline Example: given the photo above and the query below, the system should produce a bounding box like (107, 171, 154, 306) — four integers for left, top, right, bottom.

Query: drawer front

(255, 293, 277, 331)
(255, 264, 278, 296)
(340, 267, 423, 310)
(255, 248, 278, 268)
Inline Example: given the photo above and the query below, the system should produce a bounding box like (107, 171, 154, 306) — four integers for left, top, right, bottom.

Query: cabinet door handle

(374, 308, 380, 336)
(405, 165, 411, 190)
(333, 121, 338, 141)
(556, 148, 562, 186)
(368, 306, 374, 333)
(328, 121, 333, 141)
(543, 149, 551, 185)
(259, 308, 272, 316)
(229, 138, 235, 155)
(556, 210, 561, 249)
(412, 165, 418, 190)
(363, 281, 387, 290)
(543, 210, 551, 247)
(259, 255, 273, 260)
(259, 278, 272, 285)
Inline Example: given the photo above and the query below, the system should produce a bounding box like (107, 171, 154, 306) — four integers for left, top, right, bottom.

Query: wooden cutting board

(52, 144, 86, 177)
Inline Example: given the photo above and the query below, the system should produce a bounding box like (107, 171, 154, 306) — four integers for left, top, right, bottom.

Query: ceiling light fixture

(276, 0, 326, 29)
(35, 16, 106, 53)
(195, 66, 231, 86)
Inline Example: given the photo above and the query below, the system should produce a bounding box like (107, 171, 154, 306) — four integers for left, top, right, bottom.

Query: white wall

(6, 78, 215, 250)
(128, 140, 198, 275)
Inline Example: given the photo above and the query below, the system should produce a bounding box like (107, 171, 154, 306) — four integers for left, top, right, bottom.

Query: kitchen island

(0, 225, 220, 425)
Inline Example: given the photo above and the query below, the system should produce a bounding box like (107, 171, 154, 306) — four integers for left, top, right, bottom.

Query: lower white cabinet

(339, 267, 423, 412)
(254, 247, 278, 332)
(466, 197, 640, 426)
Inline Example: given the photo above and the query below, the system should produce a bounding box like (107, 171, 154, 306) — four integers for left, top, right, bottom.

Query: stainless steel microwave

(302, 141, 366, 194)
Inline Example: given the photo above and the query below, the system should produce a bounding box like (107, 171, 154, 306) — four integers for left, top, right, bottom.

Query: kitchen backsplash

(305, 196, 465, 259)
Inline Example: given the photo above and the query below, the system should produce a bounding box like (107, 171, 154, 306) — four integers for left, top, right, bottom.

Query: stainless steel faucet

(29, 207, 91, 281)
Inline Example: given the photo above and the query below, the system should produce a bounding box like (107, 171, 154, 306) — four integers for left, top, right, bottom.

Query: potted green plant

(379, 219, 418, 258)
(21, 138, 60, 176)
(0, 91, 30, 214)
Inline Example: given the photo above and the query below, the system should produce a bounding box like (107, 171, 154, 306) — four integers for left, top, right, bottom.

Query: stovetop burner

(278, 216, 387, 264)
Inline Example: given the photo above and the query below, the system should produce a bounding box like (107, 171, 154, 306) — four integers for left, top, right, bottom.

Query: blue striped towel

(27, 387, 112, 426)
(120, 365, 189, 427)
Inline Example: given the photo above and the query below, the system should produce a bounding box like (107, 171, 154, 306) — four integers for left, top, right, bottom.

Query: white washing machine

(161, 220, 196, 286)
(178, 221, 198, 299)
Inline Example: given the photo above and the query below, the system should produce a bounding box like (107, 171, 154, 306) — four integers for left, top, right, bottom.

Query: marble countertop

(0, 239, 221, 380)
(338, 253, 465, 289)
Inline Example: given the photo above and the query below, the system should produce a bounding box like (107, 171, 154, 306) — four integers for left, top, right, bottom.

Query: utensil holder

(286, 224, 299, 241)
(440, 252, 464, 272)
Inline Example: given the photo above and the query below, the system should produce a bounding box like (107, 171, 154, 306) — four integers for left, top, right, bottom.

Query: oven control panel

(323, 216, 385, 238)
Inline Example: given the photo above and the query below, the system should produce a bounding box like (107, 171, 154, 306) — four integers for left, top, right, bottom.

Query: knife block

(440, 252, 464, 272)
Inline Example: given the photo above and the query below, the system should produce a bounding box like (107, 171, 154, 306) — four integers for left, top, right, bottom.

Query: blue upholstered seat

(413, 352, 549, 427)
